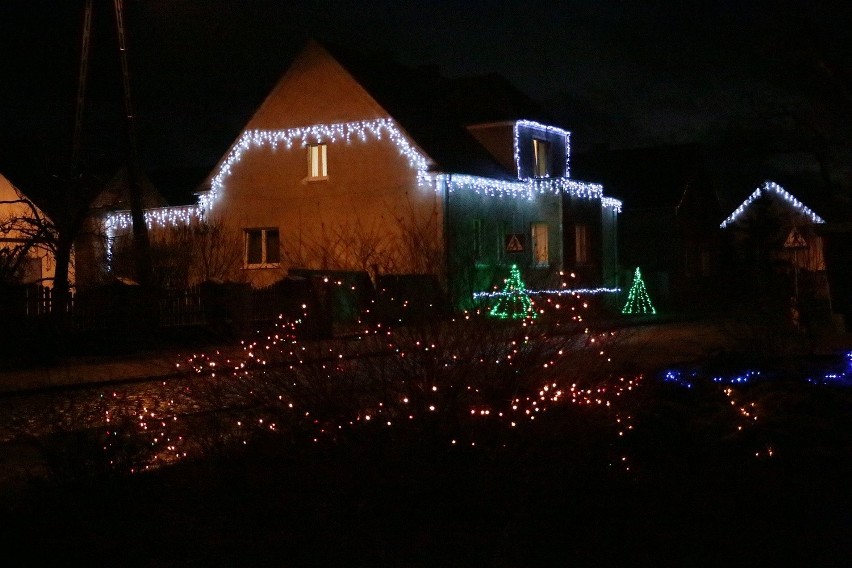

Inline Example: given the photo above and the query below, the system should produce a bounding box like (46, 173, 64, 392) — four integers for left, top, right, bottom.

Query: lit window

(308, 144, 328, 179)
(532, 223, 549, 266)
(533, 139, 550, 178)
(244, 228, 280, 267)
(575, 224, 589, 264)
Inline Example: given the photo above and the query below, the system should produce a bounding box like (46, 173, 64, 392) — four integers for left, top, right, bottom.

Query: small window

(533, 139, 550, 178)
(575, 224, 589, 264)
(308, 144, 328, 179)
(244, 228, 280, 267)
(532, 223, 549, 266)
(497, 221, 509, 262)
(20, 255, 42, 284)
(472, 219, 483, 261)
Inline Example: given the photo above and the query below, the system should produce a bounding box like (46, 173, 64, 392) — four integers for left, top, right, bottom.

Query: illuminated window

(575, 224, 589, 264)
(533, 139, 550, 178)
(532, 222, 549, 266)
(308, 144, 328, 179)
(244, 228, 280, 267)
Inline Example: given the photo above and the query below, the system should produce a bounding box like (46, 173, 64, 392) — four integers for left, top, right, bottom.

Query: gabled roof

(0, 172, 52, 222)
(303, 41, 554, 180)
(720, 180, 826, 228)
(91, 166, 168, 210)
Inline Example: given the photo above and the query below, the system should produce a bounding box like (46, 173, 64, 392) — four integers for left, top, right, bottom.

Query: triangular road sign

(505, 233, 524, 252)
(784, 226, 807, 249)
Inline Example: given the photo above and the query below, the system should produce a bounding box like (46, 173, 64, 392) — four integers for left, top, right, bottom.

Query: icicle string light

(442, 174, 605, 201)
(101, 118, 619, 268)
(198, 117, 618, 208)
(104, 204, 204, 233)
(513, 119, 571, 178)
(201, 118, 431, 209)
(103, 204, 205, 268)
(601, 197, 623, 213)
(720, 180, 825, 228)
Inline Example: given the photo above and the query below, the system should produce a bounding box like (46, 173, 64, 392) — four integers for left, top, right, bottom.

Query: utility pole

(71, 0, 93, 175)
(113, 0, 153, 289)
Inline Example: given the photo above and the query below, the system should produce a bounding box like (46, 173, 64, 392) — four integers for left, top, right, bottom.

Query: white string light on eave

(513, 120, 571, 179)
(719, 180, 825, 228)
(104, 118, 619, 245)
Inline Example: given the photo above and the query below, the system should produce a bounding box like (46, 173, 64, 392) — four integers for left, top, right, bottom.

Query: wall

(562, 195, 604, 287)
(0, 175, 58, 286)
(204, 42, 443, 288)
(445, 178, 563, 308)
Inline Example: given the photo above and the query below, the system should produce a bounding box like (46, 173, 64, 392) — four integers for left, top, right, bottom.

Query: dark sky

(2, 0, 851, 199)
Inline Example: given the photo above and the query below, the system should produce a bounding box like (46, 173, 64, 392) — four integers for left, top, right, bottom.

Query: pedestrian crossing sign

(783, 226, 807, 249)
(505, 233, 525, 252)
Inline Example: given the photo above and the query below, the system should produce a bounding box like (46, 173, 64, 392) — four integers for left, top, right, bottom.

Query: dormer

(467, 120, 570, 180)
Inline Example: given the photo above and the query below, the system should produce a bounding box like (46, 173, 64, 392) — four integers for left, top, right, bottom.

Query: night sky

(1, 0, 851, 201)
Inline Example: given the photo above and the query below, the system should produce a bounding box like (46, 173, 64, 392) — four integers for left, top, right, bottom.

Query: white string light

(200, 117, 617, 208)
(101, 118, 620, 270)
(201, 118, 432, 210)
(513, 120, 571, 178)
(104, 204, 205, 233)
(443, 174, 604, 201)
(474, 287, 620, 300)
(601, 197, 623, 213)
(720, 180, 825, 228)
(103, 204, 205, 270)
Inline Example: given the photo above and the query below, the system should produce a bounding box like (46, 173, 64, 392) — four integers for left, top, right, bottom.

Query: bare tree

(0, 190, 58, 286)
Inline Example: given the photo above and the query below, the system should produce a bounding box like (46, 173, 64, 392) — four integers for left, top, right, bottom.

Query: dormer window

(308, 144, 328, 180)
(533, 139, 550, 178)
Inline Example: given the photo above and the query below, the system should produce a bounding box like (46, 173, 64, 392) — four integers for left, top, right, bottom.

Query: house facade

(0, 173, 58, 286)
(720, 180, 834, 325)
(102, 41, 620, 309)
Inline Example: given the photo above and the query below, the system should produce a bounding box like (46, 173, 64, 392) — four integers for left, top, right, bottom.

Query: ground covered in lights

(2, 311, 852, 566)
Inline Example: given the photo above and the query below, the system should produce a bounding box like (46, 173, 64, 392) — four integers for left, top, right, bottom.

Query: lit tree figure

(489, 264, 536, 319)
(622, 266, 656, 315)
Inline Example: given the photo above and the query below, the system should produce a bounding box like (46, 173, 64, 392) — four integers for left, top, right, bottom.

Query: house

(101, 41, 620, 310)
(720, 180, 838, 328)
(0, 172, 57, 286)
(75, 165, 172, 287)
(572, 143, 723, 310)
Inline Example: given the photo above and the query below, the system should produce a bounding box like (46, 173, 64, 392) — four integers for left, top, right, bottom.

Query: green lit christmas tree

(622, 266, 656, 315)
(489, 264, 536, 320)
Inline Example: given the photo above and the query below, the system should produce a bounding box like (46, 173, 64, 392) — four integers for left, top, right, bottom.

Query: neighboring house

(76, 166, 171, 287)
(101, 40, 620, 309)
(0, 172, 58, 286)
(720, 180, 836, 326)
(572, 143, 722, 310)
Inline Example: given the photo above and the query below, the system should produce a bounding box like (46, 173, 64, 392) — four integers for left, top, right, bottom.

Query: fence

(0, 273, 450, 339)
